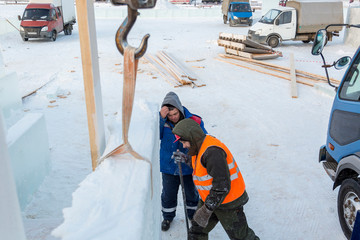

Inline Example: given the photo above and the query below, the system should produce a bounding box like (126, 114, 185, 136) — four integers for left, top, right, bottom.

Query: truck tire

(267, 36, 279, 48)
(22, 37, 28, 41)
(51, 31, 57, 41)
(64, 26, 72, 35)
(338, 179, 360, 239)
(223, 15, 227, 24)
(302, 40, 310, 43)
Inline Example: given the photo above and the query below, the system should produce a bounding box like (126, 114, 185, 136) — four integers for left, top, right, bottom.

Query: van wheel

(267, 36, 279, 48)
(338, 179, 360, 239)
(51, 31, 57, 41)
(229, 19, 235, 27)
(223, 15, 227, 24)
(64, 26, 72, 35)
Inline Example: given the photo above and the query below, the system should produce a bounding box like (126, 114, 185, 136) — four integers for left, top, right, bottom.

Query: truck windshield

(229, 4, 251, 12)
(339, 53, 360, 102)
(23, 9, 50, 21)
(259, 9, 281, 24)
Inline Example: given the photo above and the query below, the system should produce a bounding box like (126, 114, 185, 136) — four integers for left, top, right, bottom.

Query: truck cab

(227, 2, 253, 27)
(248, 7, 296, 48)
(19, 3, 63, 41)
(313, 27, 360, 239)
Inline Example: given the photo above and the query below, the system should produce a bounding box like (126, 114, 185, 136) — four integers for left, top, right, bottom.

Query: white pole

(0, 112, 26, 240)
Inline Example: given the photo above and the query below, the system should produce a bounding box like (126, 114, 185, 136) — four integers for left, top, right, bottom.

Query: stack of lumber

(144, 51, 206, 88)
(215, 53, 340, 87)
(218, 32, 282, 60)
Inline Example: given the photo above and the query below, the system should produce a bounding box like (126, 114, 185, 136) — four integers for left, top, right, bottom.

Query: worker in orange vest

(172, 118, 259, 240)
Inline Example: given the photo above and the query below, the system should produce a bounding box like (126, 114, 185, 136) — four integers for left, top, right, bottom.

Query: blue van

(227, 2, 253, 27)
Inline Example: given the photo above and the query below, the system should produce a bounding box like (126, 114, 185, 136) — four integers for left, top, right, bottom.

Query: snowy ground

(0, 2, 358, 240)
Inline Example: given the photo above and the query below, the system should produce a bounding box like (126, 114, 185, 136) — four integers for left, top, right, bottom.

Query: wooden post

(75, 0, 106, 170)
(290, 53, 298, 98)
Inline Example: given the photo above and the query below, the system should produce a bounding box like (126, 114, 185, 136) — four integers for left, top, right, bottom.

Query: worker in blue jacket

(160, 91, 207, 231)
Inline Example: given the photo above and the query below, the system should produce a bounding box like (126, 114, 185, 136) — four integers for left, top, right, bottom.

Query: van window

(278, 11, 292, 24)
(56, 7, 62, 17)
(230, 3, 251, 12)
(23, 9, 50, 20)
(259, 9, 281, 24)
(339, 54, 360, 101)
(50, 9, 56, 19)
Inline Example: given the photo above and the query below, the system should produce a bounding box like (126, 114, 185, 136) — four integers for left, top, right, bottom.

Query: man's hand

(171, 150, 188, 164)
(193, 205, 213, 228)
(160, 106, 169, 119)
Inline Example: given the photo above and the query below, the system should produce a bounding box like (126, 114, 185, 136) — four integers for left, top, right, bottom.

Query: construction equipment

(98, 0, 157, 178)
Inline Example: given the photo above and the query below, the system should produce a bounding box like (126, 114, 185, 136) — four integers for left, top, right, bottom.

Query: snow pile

(52, 101, 161, 240)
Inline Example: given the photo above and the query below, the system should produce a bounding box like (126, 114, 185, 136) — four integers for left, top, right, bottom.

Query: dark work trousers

(189, 200, 260, 240)
(161, 173, 199, 221)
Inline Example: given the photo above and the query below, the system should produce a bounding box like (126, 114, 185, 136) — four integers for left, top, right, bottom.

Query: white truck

(18, 0, 76, 41)
(248, 0, 343, 48)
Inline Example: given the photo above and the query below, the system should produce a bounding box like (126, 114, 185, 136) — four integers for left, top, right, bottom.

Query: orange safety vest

(192, 135, 246, 204)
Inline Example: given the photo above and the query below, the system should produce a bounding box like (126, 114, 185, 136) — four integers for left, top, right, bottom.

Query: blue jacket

(160, 106, 207, 175)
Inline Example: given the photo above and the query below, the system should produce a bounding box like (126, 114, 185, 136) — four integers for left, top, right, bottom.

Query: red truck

(18, 0, 76, 41)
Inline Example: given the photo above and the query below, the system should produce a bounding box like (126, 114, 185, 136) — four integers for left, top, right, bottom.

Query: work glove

(171, 150, 188, 164)
(193, 205, 213, 228)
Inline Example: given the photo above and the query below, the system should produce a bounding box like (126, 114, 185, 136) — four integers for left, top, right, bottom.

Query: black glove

(171, 151, 188, 164)
(193, 205, 213, 228)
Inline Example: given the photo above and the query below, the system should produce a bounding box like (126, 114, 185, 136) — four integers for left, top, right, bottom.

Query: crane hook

(115, 7, 150, 59)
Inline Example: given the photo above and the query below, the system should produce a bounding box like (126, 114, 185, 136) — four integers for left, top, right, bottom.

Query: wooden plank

(218, 39, 246, 50)
(225, 48, 253, 59)
(215, 57, 314, 87)
(76, 0, 105, 170)
(219, 32, 247, 42)
(225, 48, 281, 60)
(145, 54, 181, 87)
(219, 53, 338, 83)
(290, 53, 298, 98)
(219, 32, 274, 51)
(156, 52, 191, 85)
(162, 51, 205, 86)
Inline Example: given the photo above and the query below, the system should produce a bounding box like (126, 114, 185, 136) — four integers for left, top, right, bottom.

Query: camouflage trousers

(188, 200, 259, 240)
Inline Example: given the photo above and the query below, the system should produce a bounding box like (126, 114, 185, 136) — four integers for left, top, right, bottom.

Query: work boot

(161, 219, 172, 231)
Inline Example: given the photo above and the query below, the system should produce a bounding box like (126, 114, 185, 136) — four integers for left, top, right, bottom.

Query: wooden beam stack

(144, 51, 206, 88)
(218, 32, 283, 60)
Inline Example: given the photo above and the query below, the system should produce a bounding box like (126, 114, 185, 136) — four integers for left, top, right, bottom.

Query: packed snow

(0, 1, 358, 240)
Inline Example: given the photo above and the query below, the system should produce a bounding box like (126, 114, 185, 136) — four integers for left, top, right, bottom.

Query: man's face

(167, 108, 181, 124)
(180, 140, 191, 149)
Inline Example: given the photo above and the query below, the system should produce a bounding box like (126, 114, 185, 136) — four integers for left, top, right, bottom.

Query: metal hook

(115, 7, 150, 59)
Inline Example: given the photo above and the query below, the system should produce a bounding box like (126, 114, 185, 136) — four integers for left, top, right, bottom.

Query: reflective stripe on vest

(192, 135, 246, 204)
